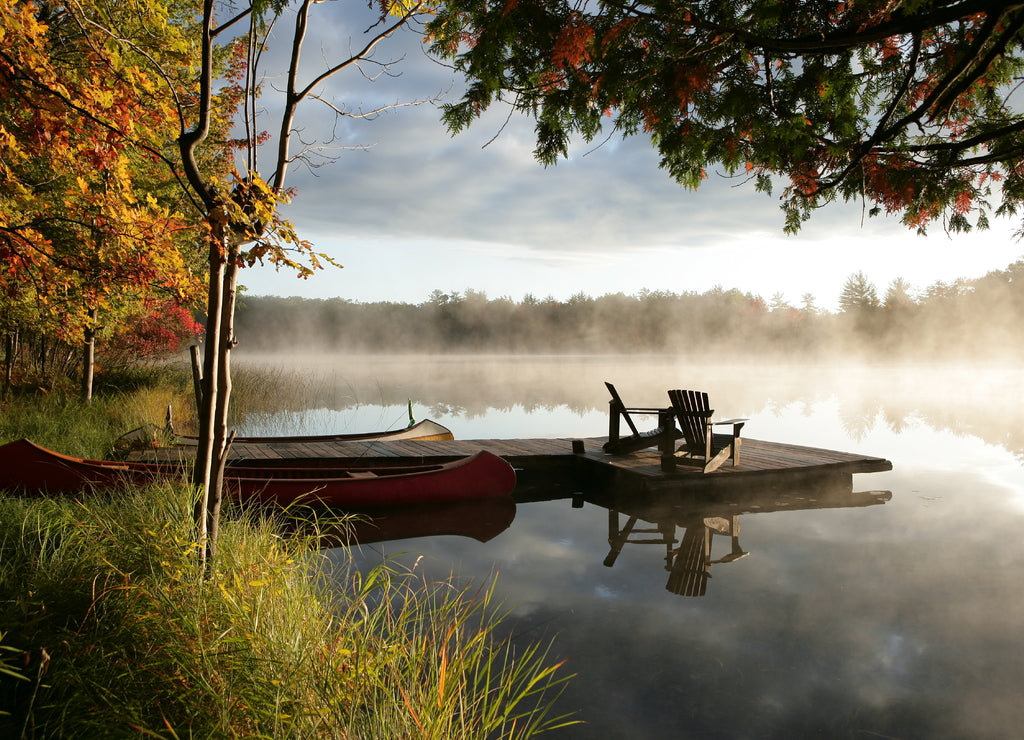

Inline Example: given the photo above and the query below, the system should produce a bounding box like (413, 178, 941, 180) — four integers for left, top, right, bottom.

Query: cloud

(272, 8, 814, 252)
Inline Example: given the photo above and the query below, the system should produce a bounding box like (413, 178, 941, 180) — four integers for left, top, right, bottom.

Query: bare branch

(272, 0, 426, 191)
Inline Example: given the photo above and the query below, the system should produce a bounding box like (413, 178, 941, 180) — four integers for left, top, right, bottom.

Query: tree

(161, 0, 431, 564)
(4, 0, 431, 562)
(839, 271, 880, 313)
(769, 292, 792, 311)
(0, 0, 207, 399)
(884, 277, 917, 310)
(429, 1, 1024, 235)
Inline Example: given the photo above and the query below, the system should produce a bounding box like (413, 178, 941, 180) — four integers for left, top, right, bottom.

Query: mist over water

(233, 354, 1024, 739)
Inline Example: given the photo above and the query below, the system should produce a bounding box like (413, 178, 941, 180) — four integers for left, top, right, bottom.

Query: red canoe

(0, 439, 516, 507)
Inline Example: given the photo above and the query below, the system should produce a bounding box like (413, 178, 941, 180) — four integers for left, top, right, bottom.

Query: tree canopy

(429, 1, 1024, 234)
(0, 0, 209, 349)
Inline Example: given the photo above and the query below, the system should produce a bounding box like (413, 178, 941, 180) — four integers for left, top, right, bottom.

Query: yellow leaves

(90, 84, 114, 110)
(384, 0, 431, 18)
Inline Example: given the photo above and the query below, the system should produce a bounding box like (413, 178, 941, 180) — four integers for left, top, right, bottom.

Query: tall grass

(0, 364, 194, 458)
(0, 484, 574, 738)
(0, 369, 576, 738)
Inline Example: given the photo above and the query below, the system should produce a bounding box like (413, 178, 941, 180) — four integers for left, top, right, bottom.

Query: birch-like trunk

(3, 329, 15, 399)
(205, 242, 240, 563)
(81, 307, 97, 402)
(192, 227, 227, 566)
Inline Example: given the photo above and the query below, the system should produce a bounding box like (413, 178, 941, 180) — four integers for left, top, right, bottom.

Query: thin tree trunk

(193, 229, 227, 567)
(3, 329, 15, 399)
(189, 344, 204, 411)
(81, 307, 97, 402)
(206, 247, 240, 563)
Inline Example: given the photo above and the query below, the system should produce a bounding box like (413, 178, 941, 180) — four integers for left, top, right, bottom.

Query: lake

(234, 354, 1024, 739)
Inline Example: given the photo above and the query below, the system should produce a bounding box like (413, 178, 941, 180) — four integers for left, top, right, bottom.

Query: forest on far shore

(235, 261, 1024, 359)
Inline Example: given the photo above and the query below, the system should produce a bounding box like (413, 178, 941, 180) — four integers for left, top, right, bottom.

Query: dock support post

(658, 409, 676, 472)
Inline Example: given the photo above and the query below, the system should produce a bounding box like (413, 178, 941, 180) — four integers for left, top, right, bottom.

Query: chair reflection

(596, 475, 891, 597)
(604, 510, 748, 596)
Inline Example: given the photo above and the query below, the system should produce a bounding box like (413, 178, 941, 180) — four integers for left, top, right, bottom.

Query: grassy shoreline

(0, 367, 574, 737)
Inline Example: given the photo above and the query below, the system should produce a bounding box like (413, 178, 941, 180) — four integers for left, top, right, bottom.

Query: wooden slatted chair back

(669, 389, 713, 452)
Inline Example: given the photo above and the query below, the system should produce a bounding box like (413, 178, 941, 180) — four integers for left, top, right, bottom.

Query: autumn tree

(429, 1, 1024, 235)
(4, 0, 431, 561)
(0, 0, 206, 399)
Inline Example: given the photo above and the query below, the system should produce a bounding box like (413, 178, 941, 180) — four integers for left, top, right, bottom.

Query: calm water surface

(236, 355, 1024, 739)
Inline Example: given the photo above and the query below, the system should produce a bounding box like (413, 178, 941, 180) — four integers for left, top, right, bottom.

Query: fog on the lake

(234, 260, 1024, 364)
(226, 353, 1024, 739)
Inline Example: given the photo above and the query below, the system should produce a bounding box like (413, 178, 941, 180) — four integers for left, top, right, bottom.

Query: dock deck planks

(134, 436, 891, 494)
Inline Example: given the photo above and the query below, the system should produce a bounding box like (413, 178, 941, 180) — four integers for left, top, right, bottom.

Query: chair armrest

(713, 419, 746, 435)
(623, 406, 673, 414)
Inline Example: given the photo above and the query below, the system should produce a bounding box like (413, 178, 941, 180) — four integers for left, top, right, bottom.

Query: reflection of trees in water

(230, 356, 1024, 459)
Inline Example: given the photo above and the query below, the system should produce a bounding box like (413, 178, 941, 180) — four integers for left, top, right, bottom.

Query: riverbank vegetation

(0, 371, 573, 737)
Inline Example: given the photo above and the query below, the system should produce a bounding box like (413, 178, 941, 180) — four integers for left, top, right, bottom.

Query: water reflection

(581, 474, 891, 598)
(605, 512, 746, 597)
(284, 496, 516, 547)
(238, 357, 1024, 739)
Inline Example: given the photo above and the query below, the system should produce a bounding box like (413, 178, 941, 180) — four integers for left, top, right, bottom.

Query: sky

(239, 4, 1024, 312)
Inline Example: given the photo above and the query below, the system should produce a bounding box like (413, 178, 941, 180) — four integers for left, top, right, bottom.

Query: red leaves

(790, 166, 820, 197)
(600, 18, 635, 48)
(107, 301, 203, 358)
(673, 61, 710, 112)
(551, 13, 595, 72)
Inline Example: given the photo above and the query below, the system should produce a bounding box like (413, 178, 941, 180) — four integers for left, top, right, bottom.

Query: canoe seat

(347, 471, 379, 479)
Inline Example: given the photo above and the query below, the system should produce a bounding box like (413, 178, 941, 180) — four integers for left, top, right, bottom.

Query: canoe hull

(0, 439, 515, 506)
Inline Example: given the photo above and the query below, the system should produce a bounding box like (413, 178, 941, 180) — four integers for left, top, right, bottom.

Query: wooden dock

(134, 436, 892, 498)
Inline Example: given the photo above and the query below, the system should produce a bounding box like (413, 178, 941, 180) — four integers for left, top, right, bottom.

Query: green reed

(0, 365, 193, 458)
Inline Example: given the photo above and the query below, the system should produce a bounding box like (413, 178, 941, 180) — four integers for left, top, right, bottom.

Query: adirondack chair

(667, 389, 747, 473)
(603, 382, 679, 460)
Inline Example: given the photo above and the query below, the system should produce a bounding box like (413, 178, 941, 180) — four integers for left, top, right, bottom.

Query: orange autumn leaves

(0, 0, 200, 340)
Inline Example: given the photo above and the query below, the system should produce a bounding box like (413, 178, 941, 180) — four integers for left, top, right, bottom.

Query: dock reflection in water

(577, 472, 891, 598)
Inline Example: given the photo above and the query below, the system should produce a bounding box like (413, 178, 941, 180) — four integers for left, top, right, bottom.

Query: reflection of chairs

(603, 510, 748, 597)
(665, 523, 711, 596)
(603, 382, 679, 458)
(668, 389, 746, 473)
(602, 512, 676, 568)
(665, 515, 747, 597)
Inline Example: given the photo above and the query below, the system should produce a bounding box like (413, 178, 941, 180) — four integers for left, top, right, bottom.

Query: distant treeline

(235, 261, 1024, 359)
